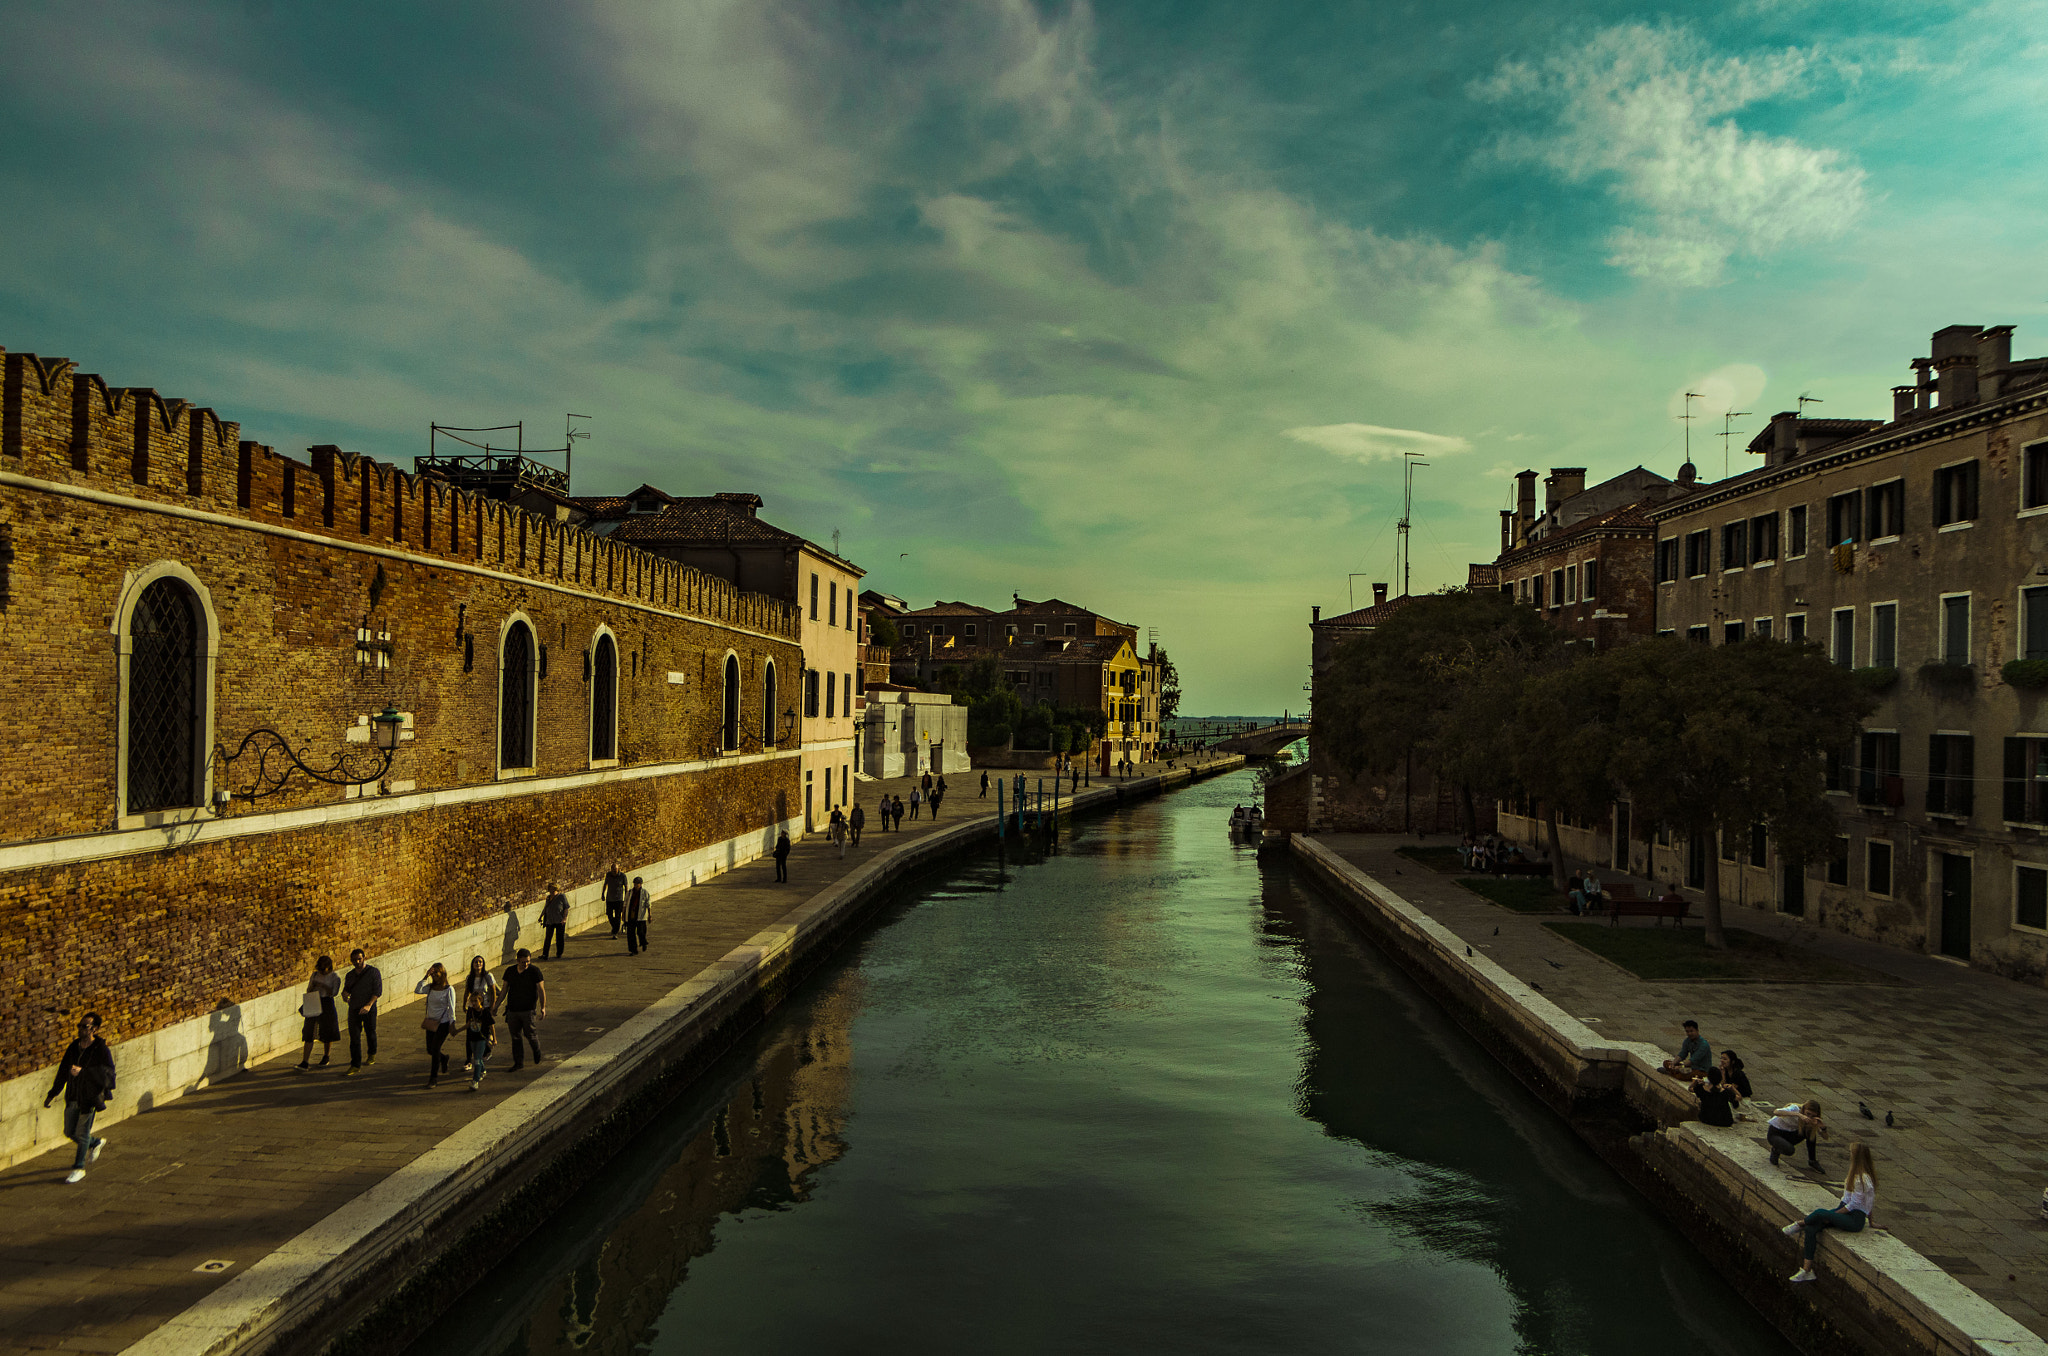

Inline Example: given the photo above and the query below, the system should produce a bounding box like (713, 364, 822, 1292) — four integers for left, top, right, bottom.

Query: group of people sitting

(1658, 1017, 1877, 1282)
(1456, 834, 1539, 874)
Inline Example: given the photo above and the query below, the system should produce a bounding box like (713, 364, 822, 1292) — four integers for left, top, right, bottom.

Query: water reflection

(416, 774, 1791, 1356)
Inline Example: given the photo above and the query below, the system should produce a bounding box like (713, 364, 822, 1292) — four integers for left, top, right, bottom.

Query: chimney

(1892, 386, 1916, 422)
(1931, 324, 1980, 407)
(1979, 325, 2015, 400)
(1514, 469, 1537, 545)
(1499, 508, 1514, 555)
(1911, 358, 1934, 412)
(1372, 583, 1389, 607)
(1768, 410, 1799, 466)
(1544, 467, 1587, 514)
(1312, 605, 1321, 623)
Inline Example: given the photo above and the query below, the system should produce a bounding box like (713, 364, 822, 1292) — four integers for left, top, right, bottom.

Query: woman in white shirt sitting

(1784, 1143, 1877, 1282)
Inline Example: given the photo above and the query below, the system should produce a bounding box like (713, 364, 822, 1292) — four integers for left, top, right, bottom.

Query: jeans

(542, 923, 566, 958)
(348, 1008, 378, 1068)
(506, 1009, 542, 1066)
(425, 1021, 452, 1081)
(64, 1104, 99, 1170)
(467, 1033, 491, 1085)
(606, 901, 624, 936)
(627, 920, 648, 954)
(1802, 1207, 1866, 1259)
(1769, 1125, 1819, 1165)
(851, 824, 862, 844)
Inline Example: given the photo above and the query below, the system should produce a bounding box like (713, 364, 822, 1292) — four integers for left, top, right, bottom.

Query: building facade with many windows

(1646, 323, 2048, 971)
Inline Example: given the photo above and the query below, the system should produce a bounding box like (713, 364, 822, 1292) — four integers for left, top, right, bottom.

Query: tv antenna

(1718, 410, 1751, 478)
(1678, 391, 1702, 470)
(1798, 393, 1824, 413)
(1396, 451, 1428, 598)
(565, 414, 591, 491)
(1347, 573, 1373, 611)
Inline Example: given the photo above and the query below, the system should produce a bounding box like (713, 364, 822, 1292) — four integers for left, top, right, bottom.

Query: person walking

(849, 802, 865, 846)
(625, 877, 651, 954)
(540, 882, 570, 959)
(922, 771, 934, 796)
(342, 949, 382, 1076)
(602, 862, 628, 938)
(460, 955, 497, 1072)
(773, 832, 791, 883)
(415, 963, 457, 1087)
(295, 955, 341, 1071)
(908, 786, 922, 820)
(891, 795, 905, 831)
(462, 988, 497, 1091)
(930, 777, 947, 819)
(502, 948, 546, 1068)
(1785, 1144, 1878, 1282)
(43, 1013, 114, 1184)
(980, 770, 990, 799)
(830, 807, 848, 859)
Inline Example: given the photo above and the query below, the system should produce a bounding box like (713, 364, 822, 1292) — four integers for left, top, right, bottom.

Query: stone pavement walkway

(0, 771, 977, 1356)
(1316, 832, 2048, 1338)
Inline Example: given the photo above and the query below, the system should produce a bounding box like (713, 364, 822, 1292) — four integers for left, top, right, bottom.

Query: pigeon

(1859, 1102, 1875, 1120)
(1546, 958, 1565, 969)
(1531, 981, 1543, 992)
(1884, 1111, 1895, 1128)
(1466, 946, 1473, 957)
(1493, 927, 1500, 936)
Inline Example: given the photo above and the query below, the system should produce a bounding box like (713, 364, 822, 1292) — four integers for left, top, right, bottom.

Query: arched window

(501, 620, 535, 770)
(590, 633, 618, 761)
(126, 578, 204, 813)
(722, 654, 741, 751)
(762, 661, 778, 748)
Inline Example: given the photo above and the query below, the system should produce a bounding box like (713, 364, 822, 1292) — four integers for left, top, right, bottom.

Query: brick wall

(0, 344, 805, 1077)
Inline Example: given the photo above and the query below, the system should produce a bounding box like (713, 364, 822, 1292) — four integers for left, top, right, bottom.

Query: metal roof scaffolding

(414, 418, 583, 499)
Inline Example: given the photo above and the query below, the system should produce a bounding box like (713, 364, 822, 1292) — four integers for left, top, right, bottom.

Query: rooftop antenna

(1718, 409, 1751, 479)
(1679, 391, 1701, 470)
(565, 414, 591, 493)
(1798, 393, 1824, 413)
(1347, 572, 1373, 611)
(1397, 451, 1428, 598)
(832, 528, 842, 556)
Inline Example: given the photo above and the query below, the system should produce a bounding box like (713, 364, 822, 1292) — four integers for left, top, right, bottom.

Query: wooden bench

(1607, 893, 1690, 926)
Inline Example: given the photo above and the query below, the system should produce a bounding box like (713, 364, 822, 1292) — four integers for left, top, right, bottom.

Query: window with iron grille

(591, 634, 617, 761)
(126, 578, 203, 813)
(501, 622, 535, 769)
(1927, 734, 1973, 816)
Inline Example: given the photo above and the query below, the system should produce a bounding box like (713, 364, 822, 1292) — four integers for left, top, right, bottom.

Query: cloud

(1282, 423, 1473, 464)
(1475, 24, 1867, 285)
(1668, 363, 1769, 421)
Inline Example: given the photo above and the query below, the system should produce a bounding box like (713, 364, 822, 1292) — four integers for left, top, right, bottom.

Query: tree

(1604, 638, 1873, 948)
(869, 614, 900, 648)
(1318, 589, 1564, 831)
(1507, 653, 1629, 892)
(1154, 649, 1182, 724)
(940, 655, 1022, 748)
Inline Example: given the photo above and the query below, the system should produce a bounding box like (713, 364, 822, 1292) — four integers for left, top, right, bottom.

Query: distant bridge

(1208, 721, 1311, 759)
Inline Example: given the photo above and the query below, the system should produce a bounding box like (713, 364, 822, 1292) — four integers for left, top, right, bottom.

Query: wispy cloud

(1475, 24, 1867, 285)
(1282, 423, 1472, 464)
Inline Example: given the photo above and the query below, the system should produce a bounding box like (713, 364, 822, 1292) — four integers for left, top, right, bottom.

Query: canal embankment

(28, 757, 1242, 1356)
(1289, 834, 2046, 1356)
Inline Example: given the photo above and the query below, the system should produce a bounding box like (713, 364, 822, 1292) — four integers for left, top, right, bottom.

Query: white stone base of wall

(0, 814, 801, 1172)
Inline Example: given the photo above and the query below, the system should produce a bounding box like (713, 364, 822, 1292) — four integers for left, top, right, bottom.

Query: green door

(1938, 852, 1972, 959)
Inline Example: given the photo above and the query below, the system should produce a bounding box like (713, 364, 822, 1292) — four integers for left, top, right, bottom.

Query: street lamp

(216, 703, 407, 805)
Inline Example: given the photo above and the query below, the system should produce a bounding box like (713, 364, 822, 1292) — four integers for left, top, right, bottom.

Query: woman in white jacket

(1784, 1143, 1877, 1282)
(414, 963, 457, 1087)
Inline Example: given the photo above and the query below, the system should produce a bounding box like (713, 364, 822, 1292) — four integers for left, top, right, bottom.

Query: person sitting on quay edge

(1659, 1019, 1712, 1079)
(1690, 1066, 1738, 1128)
(43, 1012, 115, 1184)
(1718, 1049, 1752, 1106)
(1784, 1143, 1877, 1283)
(1767, 1099, 1828, 1170)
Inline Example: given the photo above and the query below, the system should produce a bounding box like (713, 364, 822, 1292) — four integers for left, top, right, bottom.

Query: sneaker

(89, 1139, 105, 1163)
(365, 1057, 377, 1066)
(1790, 1270, 1815, 1283)
(317, 1056, 331, 1067)
(65, 1169, 85, 1184)
(1769, 1149, 1780, 1166)
(294, 1062, 310, 1072)
(1782, 1222, 1803, 1237)
(344, 1067, 359, 1077)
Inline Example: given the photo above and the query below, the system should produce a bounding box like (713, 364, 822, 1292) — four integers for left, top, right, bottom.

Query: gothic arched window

(762, 661, 778, 749)
(591, 633, 618, 761)
(501, 620, 536, 769)
(723, 654, 741, 751)
(126, 578, 204, 813)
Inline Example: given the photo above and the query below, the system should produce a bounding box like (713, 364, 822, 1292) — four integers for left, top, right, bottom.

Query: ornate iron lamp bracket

(215, 708, 404, 805)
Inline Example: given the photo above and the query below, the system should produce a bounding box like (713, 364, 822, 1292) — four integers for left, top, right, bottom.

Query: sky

(3, 0, 2046, 714)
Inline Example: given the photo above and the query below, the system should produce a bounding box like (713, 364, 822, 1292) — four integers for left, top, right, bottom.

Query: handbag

(421, 1014, 440, 1032)
(300, 991, 324, 1018)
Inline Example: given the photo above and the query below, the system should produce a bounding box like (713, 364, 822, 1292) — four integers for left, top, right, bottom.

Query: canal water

(415, 770, 1793, 1356)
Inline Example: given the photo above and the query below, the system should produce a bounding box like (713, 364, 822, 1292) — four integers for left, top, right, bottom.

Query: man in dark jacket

(773, 831, 792, 882)
(624, 877, 651, 956)
(602, 863, 628, 937)
(342, 949, 383, 1075)
(44, 1013, 115, 1184)
(849, 803, 865, 846)
(541, 882, 570, 959)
